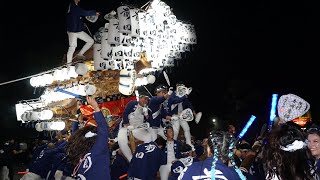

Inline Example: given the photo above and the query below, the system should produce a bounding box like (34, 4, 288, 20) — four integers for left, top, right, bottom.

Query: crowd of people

(1, 83, 320, 180)
(1, 1, 319, 179)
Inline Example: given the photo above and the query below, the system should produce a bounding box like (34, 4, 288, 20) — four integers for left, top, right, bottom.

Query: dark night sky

(0, 0, 319, 140)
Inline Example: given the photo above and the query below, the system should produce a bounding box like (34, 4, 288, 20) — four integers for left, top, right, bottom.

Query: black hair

(164, 125, 173, 136)
(155, 137, 166, 148)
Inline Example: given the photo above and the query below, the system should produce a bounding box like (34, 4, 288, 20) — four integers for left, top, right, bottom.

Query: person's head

(180, 143, 193, 158)
(306, 124, 320, 160)
(66, 125, 98, 166)
(228, 154, 241, 167)
(154, 84, 168, 96)
(164, 125, 174, 140)
(207, 130, 246, 179)
(207, 131, 232, 163)
(138, 92, 150, 107)
(261, 123, 312, 180)
(47, 142, 56, 149)
(228, 124, 236, 135)
(154, 137, 167, 149)
(73, 0, 80, 5)
(176, 81, 185, 87)
(238, 142, 251, 160)
(7, 138, 15, 144)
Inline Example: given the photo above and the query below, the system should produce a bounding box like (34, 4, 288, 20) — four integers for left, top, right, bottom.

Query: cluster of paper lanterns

(20, 109, 54, 121)
(29, 64, 89, 87)
(35, 120, 66, 132)
(93, 0, 196, 72)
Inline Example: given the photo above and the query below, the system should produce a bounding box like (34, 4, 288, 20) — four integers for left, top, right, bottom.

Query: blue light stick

(237, 115, 257, 139)
(268, 94, 278, 131)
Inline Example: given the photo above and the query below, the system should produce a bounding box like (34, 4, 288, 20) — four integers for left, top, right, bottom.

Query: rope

(0, 59, 86, 86)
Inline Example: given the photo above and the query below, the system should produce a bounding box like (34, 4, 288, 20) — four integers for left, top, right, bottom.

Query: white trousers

(67, 31, 94, 63)
(148, 127, 166, 141)
(54, 170, 75, 180)
(20, 172, 44, 180)
(171, 119, 194, 150)
(0, 166, 9, 180)
(117, 127, 152, 162)
(159, 163, 172, 180)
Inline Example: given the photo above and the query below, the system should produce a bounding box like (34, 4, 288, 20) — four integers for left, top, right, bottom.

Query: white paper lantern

(117, 5, 131, 34)
(119, 33, 132, 46)
(40, 122, 53, 131)
(119, 69, 136, 95)
(53, 69, 64, 81)
(75, 63, 88, 75)
(107, 18, 120, 45)
(101, 23, 114, 60)
(40, 109, 53, 120)
(130, 8, 141, 37)
(61, 68, 70, 81)
(84, 84, 97, 95)
(51, 121, 66, 131)
(35, 123, 43, 132)
(21, 112, 30, 121)
(147, 74, 156, 84)
(30, 77, 39, 87)
(93, 43, 105, 71)
(29, 111, 41, 121)
(67, 66, 78, 78)
(42, 74, 54, 85)
(138, 12, 148, 38)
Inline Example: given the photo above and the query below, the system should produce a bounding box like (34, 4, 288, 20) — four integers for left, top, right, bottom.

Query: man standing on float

(66, 0, 100, 64)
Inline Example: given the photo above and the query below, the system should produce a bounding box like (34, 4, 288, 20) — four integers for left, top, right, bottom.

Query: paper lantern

(29, 111, 41, 121)
(30, 76, 39, 87)
(101, 23, 114, 60)
(147, 74, 156, 84)
(50, 121, 66, 131)
(42, 74, 54, 85)
(39, 122, 53, 131)
(53, 69, 64, 81)
(21, 112, 30, 121)
(107, 18, 120, 45)
(61, 67, 70, 81)
(138, 12, 148, 38)
(119, 33, 132, 46)
(35, 123, 43, 132)
(130, 8, 141, 37)
(84, 84, 97, 96)
(119, 69, 136, 95)
(67, 66, 78, 78)
(75, 63, 88, 75)
(40, 110, 53, 120)
(117, 5, 131, 34)
(93, 43, 105, 71)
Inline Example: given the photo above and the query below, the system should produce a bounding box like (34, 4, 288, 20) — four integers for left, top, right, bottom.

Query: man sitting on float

(117, 91, 152, 162)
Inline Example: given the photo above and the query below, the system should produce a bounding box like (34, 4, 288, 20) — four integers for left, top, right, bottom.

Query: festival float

(14, 0, 197, 141)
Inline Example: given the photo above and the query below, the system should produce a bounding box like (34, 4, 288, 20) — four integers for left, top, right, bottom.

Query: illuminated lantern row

(35, 120, 66, 132)
(29, 64, 89, 87)
(93, 0, 197, 72)
(20, 109, 54, 121)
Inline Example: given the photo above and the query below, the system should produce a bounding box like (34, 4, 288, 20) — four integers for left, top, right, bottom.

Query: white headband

(280, 140, 306, 152)
(85, 131, 97, 138)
